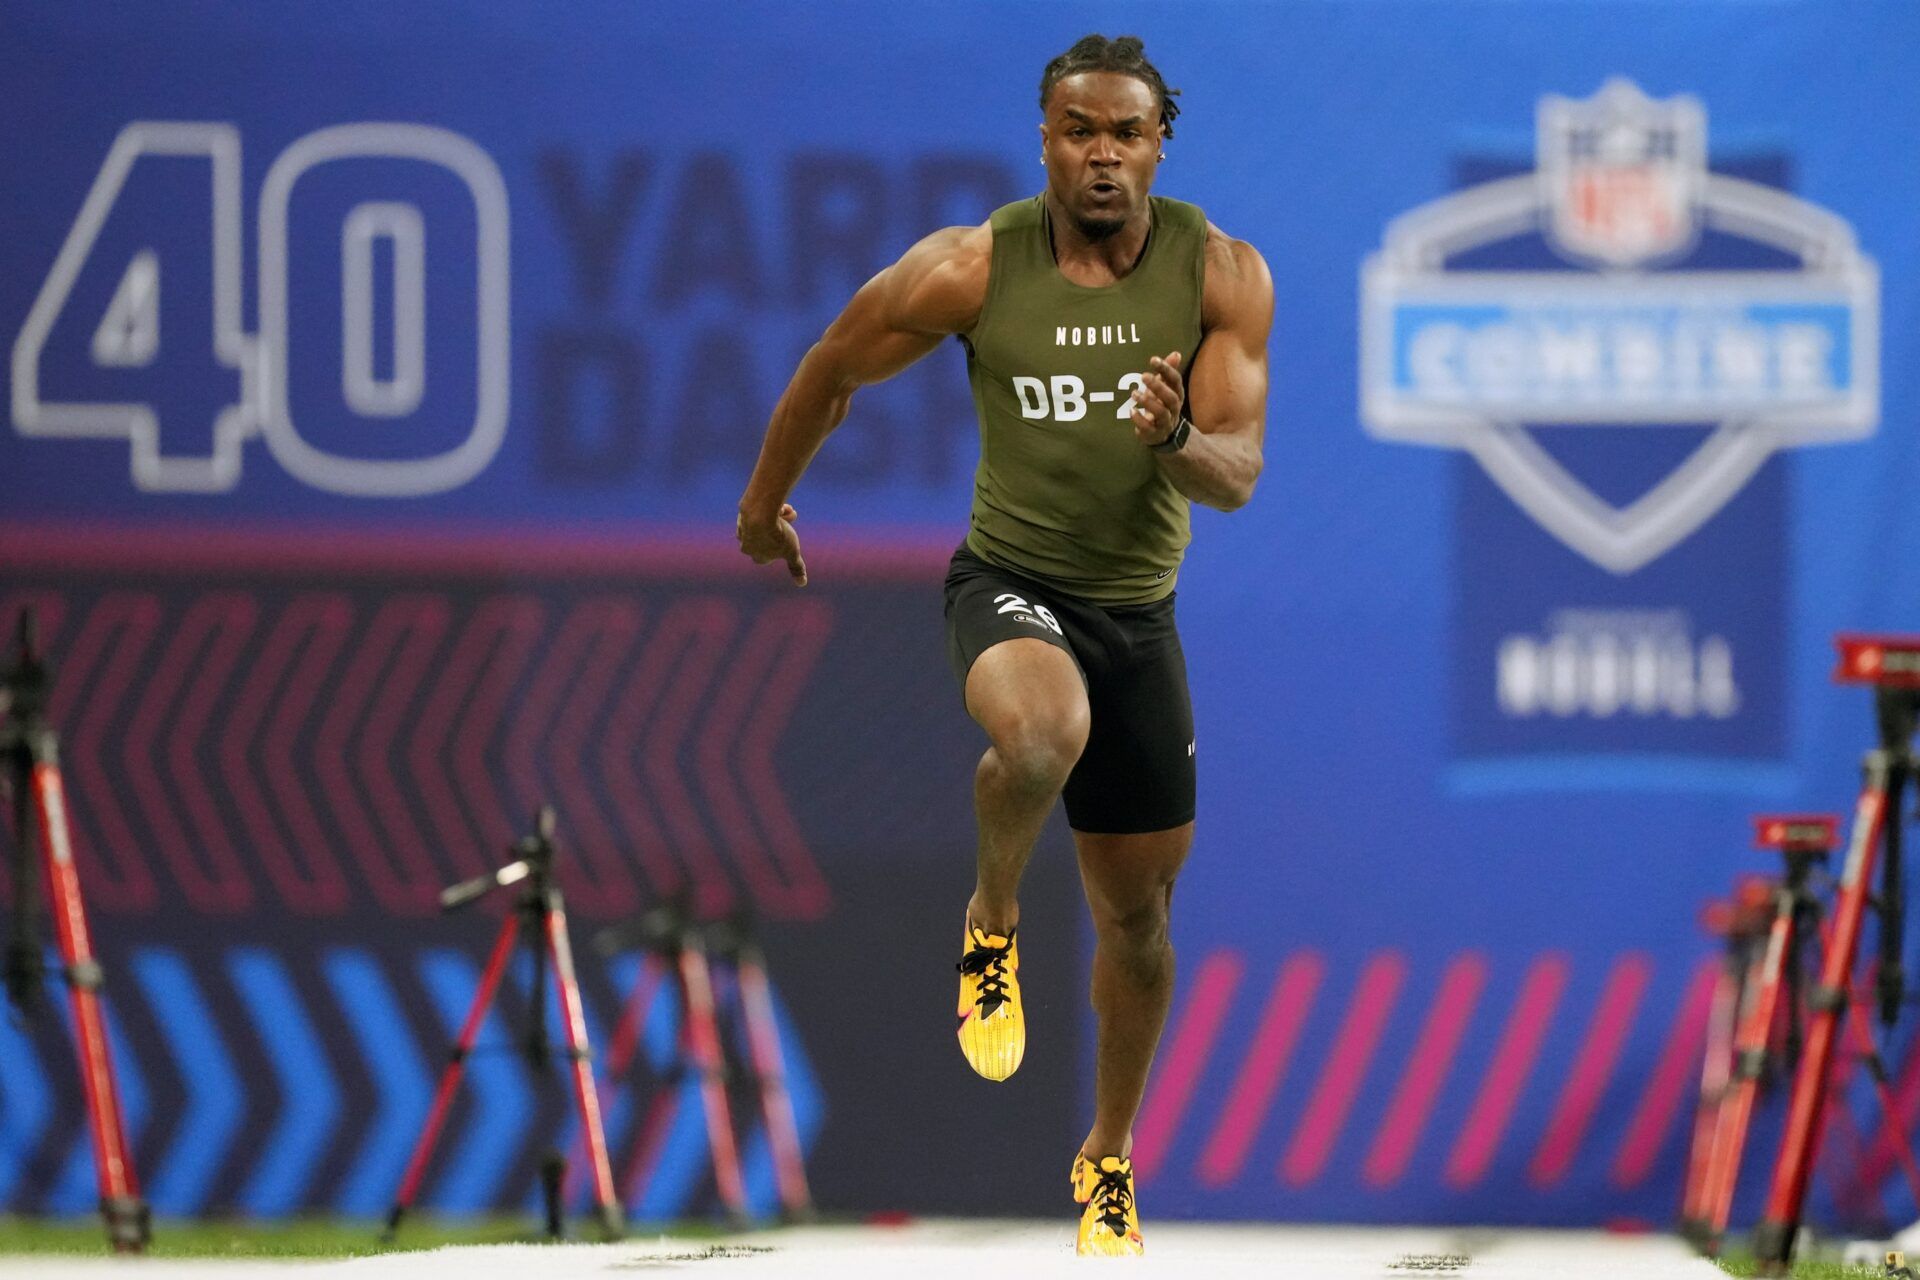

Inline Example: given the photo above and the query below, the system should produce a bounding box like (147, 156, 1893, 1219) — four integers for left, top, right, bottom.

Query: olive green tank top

(961, 194, 1206, 605)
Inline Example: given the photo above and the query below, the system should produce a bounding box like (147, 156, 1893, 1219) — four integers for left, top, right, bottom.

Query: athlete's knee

(1096, 893, 1170, 947)
(976, 673, 1089, 793)
(966, 640, 1088, 782)
(1092, 893, 1174, 984)
(986, 707, 1088, 794)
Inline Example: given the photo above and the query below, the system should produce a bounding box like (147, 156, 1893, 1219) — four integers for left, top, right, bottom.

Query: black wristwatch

(1149, 414, 1193, 454)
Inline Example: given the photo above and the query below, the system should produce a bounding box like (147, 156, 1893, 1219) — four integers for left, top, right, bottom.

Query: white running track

(4, 1221, 1730, 1278)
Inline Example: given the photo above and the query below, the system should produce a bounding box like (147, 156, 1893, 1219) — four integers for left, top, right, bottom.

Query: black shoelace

(1092, 1163, 1134, 1236)
(957, 935, 1013, 1017)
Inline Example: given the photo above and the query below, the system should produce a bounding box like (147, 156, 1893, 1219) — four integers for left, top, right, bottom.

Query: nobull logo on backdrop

(1358, 80, 1881, 777)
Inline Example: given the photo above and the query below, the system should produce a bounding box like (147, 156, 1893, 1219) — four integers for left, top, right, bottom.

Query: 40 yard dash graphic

(11, 122, 509, 496)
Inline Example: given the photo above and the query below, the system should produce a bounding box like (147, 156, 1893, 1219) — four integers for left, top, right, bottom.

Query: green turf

(1714, 1251, 1887, 1278)
(5, 1218, 1890, 1273)
(0, 1215, 632, 1258)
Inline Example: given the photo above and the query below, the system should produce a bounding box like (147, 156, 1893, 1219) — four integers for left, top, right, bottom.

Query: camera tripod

(1687, 816, 1834, 1251)
(1, 609, 148, 1253)
(1682, 862, 1778, 1248)
(1751, 635, 1920, 1270)
(384, 805, 624, 1241)
(593, 903, 812, 1223)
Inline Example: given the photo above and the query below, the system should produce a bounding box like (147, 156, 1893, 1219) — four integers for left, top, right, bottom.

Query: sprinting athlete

(736, 33, 1272, 1255)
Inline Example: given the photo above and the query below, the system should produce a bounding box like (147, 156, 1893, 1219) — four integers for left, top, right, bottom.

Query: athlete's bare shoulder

(1200, 222, 1274, 333)
(881, 222, 992, 336)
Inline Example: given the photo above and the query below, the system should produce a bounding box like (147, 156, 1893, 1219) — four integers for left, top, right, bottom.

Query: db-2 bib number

(1009, 374, 1148, 424)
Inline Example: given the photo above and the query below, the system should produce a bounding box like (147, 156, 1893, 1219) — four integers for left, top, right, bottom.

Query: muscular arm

(736, 225, 988, 583)
(1131, 229, 1273, 512)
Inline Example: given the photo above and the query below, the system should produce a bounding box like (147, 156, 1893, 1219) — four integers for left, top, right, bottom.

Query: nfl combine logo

(1540, 79, 1704, 268)
(1360, 78, 1878, 575)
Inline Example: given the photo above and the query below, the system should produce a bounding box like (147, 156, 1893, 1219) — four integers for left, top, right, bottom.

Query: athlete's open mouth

(1088, 181, 1122, 198)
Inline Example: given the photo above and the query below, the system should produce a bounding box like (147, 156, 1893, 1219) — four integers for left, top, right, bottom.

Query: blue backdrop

(3, 0, 1919, 1233)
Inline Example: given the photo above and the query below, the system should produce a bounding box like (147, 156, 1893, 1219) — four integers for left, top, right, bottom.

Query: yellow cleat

(1072, 1151, 1145, 1256)
(956, 921, 1023, 1080)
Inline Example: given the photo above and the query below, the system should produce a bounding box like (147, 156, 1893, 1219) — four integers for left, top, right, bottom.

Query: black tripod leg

(540, 1150, 566, 1240)
(4, 745, 43, 1012)
(1784, 906, 1806, 1074)
(1880, 760, 1909, 1027)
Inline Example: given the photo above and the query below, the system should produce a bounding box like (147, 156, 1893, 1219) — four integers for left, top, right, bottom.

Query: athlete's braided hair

(1039, 35, 1182, 138)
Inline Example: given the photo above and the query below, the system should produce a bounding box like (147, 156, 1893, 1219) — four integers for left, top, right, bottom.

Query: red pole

(678, 935, 747, 1218)
(543, 899, 623, 1235)
(32, 763, 145, 1251)
(1754, 774, 1891, 1265)
(571, 954, 662, 1208)
(385, 912, 520, 1236)
(733, 949, 811, 1217)
(620, 1078, 684, 1208)
(603, 956, 665, 1083)
(1683, 942, 1749, 1237)
(1699, 881, 1800, 1247)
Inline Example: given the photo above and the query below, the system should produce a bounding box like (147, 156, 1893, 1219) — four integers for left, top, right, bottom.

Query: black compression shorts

(943, 545, 1196, 835)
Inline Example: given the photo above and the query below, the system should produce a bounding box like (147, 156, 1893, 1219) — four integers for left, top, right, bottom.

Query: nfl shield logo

(1538, 78, 1705, 267)
(1360, 77, 1877, 575)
